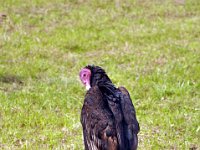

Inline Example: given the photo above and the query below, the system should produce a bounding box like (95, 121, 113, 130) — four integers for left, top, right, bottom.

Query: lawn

(0, 0, 200, 149)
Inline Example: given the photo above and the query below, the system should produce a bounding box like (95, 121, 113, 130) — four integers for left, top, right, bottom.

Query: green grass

(0, 0, 200, 149)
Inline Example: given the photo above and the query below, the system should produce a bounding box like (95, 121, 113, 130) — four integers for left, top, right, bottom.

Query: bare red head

(79, 65, 112, 90)
(79, 68, 91, 90)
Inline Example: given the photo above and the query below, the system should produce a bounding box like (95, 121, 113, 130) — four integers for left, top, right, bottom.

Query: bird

(79, 65, 140, 150)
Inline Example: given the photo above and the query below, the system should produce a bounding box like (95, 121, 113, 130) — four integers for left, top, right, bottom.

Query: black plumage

(81, 65, 140, 150)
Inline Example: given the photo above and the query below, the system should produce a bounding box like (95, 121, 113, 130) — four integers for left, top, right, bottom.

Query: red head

(79, 68, 91, 90)
(79, 65, 112, 90)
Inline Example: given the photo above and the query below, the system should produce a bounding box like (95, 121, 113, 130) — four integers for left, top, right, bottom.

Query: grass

(0, 0, 200, 149)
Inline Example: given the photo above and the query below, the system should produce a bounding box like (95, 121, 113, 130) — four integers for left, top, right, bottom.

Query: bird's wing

(118, 86, 140, 150)
(81, 86, 118, 150)
(98, 83, 126, 150)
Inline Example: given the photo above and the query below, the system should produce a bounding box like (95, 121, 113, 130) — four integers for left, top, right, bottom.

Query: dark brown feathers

(81, 86, 118, 150)
(81, 65, 139, 150)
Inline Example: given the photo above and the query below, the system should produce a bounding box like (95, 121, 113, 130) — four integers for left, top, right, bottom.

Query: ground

(0, 0, 200, 149)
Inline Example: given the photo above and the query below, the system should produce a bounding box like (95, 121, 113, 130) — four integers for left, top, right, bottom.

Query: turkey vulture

(79, 65, 140, 150)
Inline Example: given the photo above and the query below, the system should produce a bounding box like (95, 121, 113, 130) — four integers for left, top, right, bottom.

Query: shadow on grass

(0, 74, 23, 84)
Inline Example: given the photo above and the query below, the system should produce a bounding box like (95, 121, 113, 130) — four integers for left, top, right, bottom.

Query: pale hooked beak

(86, 83, 91, 90)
